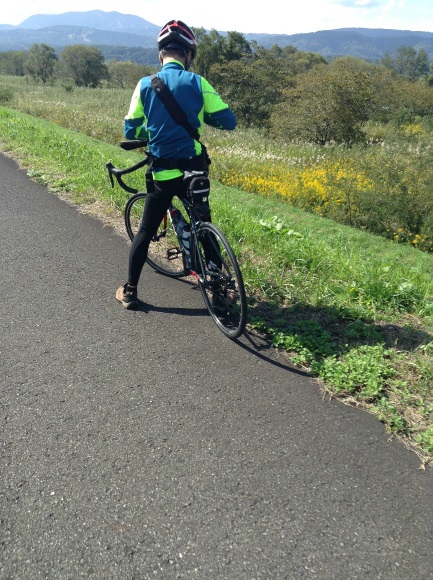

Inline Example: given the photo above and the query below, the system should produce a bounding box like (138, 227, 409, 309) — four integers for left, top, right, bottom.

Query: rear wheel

(193, 223, 247, 339)
(124, 193, 185, 277)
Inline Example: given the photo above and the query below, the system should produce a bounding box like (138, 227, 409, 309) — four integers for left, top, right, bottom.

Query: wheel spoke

(124, 193, 185, 278)
(194, 223, 247, 339)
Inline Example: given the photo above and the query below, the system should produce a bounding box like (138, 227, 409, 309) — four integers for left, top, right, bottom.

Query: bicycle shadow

(238, 301, 433, 361)
(233, 298, 432, 374)
(235, 328, 312, 377)
(145, 270, 432, 374)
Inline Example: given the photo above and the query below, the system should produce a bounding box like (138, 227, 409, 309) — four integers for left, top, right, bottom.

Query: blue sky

(2, 0, 433, 34)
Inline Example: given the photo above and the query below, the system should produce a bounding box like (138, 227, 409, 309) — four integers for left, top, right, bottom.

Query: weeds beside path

(1, 106, 432, 467)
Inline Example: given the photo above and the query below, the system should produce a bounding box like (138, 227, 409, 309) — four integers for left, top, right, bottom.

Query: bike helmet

(157, 20, 197, 59)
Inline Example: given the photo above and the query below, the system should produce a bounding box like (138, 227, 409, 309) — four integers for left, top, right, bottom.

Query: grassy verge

(1, 107, 432, 467)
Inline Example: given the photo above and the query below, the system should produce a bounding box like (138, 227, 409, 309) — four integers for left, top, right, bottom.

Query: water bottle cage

(181, 224, 191, 250)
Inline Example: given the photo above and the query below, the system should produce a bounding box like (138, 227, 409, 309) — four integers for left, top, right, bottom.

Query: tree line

(1, 28, 433, 145)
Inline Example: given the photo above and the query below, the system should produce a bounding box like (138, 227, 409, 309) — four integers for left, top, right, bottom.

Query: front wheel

(124, 193, 185, 277)
(193, 223, 247, 339)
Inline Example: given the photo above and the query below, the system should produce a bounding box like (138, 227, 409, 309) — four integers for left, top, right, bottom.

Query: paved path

(1, 153, 432, 579)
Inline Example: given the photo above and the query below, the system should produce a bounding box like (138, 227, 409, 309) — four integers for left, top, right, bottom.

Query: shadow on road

(135, 300, 210, 318)
(234, 329, 312, 377)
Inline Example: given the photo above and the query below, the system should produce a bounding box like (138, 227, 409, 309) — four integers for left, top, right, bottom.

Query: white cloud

(337, 0, 381, 7)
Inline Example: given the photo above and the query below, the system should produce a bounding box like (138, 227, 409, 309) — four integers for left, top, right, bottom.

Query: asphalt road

(1, 152, 433, 580)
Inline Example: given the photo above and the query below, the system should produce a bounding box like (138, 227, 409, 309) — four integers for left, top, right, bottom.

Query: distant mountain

(1, 10, 433, 62)
(246, 28, 433, 61)
(0, 24, 158, 50)
(17, 10, 159, 35)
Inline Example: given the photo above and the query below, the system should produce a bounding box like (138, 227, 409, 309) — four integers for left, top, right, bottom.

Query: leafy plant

(258, 216, 303, 237)
(311, 345, 396, 400)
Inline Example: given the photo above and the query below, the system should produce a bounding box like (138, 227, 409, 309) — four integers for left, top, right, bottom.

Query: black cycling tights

(128, 176, 213, 287)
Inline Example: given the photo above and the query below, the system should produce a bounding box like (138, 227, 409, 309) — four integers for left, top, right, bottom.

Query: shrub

(0, 86, 14, 104)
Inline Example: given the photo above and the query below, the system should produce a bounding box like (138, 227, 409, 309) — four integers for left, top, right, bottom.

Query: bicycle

(106, 139, 247, 339)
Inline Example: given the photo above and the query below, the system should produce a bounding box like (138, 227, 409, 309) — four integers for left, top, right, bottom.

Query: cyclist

(116, 19, 237, 309)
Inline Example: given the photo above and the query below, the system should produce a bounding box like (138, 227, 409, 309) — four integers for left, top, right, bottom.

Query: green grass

(1, 105, 432, 467)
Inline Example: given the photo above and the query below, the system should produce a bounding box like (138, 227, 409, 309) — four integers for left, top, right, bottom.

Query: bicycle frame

(176, 196, 206, 282)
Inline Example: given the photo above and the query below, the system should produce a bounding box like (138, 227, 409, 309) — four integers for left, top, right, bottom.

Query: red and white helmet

(157, 20, 197, 59)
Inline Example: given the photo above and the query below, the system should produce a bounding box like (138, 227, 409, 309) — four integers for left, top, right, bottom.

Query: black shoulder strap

(150, 74, 200, 142)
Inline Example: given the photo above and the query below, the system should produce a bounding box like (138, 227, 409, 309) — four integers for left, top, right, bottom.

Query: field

(0, 76, 432, 465)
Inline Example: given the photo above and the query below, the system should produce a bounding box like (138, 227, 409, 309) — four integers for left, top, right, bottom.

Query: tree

(270, 60, 374, 145)
(193, 30, 325, 129)
(223, 31, 252, 61)
(289, 50, 327, 74)
(107, 60, 155, 89)
(24, 43, 57, 84)
(416, 49, 430, 77)
(382, 46, 431, 80)
(395, 46, 418, 79)
(429, 61, 433, 87)
(0, 51, 26, 76)
(58, 45, 109, 87)
(192, 29, 254, 76)
(380, 51, 395, 72)
(209, 53, 294, 128)
(254, 43, 326, 75)
(193, 28, 228, 77)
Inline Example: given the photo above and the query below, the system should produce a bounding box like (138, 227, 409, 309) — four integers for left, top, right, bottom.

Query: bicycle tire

(124, 193, 185, 277)
(193, 222, 247, 339)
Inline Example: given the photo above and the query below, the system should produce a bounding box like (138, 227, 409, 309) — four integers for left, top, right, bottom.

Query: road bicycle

(106, 139, 247, 339)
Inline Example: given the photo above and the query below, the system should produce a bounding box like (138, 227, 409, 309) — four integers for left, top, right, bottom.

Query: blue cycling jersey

(124, 60, 236, 180)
